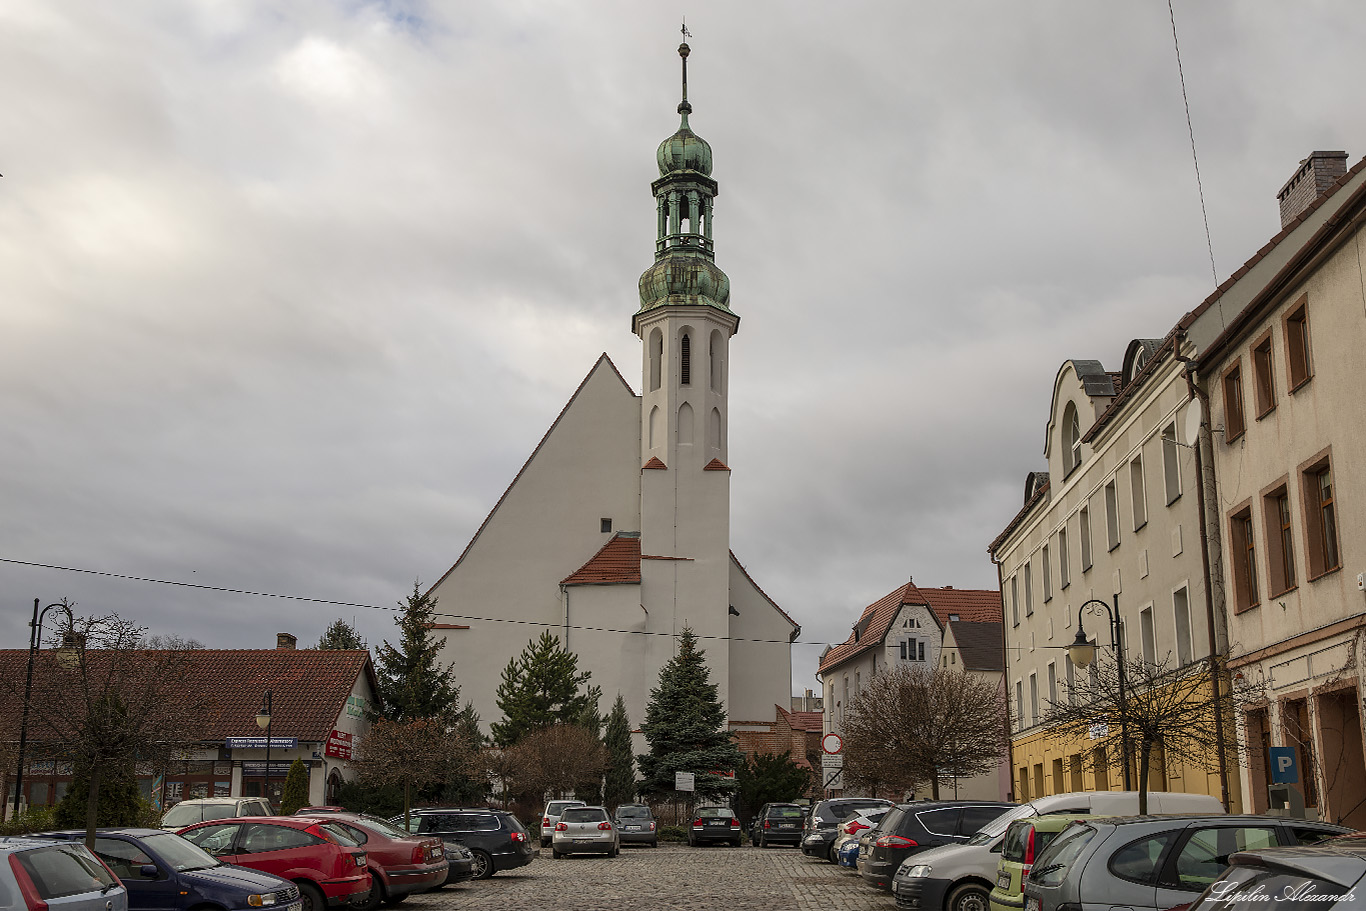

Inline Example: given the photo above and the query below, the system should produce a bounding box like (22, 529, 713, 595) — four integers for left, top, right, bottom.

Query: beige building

(1187, 151, 1366, 826)
(425, 45, 798, 745)
(989, 336, 1239, 809)
(817, 581, 1009, 800)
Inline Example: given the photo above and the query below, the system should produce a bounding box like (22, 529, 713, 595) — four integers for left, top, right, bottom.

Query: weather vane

(681, 18, 691, 39)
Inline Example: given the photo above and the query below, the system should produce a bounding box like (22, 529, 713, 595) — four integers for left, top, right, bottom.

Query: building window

(1130, 455, 1147, 530)
(1047, 662, 1057, 707)
(709, 329, 723, 392)
(600, 518, 612, 533)
(855, 671, 860, 696)
(679, 333, 691, 386)
(1080, 506, 1093, 571)
(919, 640, 925, 661)
(1011, 574, 1020, 627)
(1139, 605, 1156, 668)
(1252, 332, 1276, 418)
(1042, 545, 1053, 602)
(649, 329, 663, 391)
(1024, 562, 1034, 616)
(1029, 673, 1039, 727)
(1263, 484, 1296, 596)
(1223, 362, 1246, 442)
(1015, 681, 1024, 732)
(1105, 479, 1121, 551)
(1302, 457, 1341, 579)
(1230, 506, 1260, 612)
(1173, 586, 1192, 667)
(1063, 402, 1082, 475)
(1163, 422, 1182, 504)
(1059, 528, 1070, 589)
(1284, 299, 1313, 390)
(899, 640, 907, 660)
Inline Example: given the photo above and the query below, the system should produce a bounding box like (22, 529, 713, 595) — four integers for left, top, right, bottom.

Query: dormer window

(1063, 402, 1082, 475)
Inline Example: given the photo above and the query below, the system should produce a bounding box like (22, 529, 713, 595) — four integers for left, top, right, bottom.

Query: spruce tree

(279, 759, 311, 814)
(636, 628, 746, 799)
(602, 694, 636, 808)
(489, 631, 594, 747)
(314, 619, 365, 650)
(374, 583, 460, 722)
(54, 762, 144, 829)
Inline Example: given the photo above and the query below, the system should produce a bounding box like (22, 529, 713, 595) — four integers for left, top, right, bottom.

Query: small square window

(600, 518, 612, 533)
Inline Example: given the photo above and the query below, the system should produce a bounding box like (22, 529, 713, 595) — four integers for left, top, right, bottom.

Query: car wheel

(949, 883, 991, 911)
(470, 849, 495, 879)
(297, 883, 325, 911)
(609, 846, 619, 857)
(828, 841, 841, 863)
(552, 849, 563, 859)
(351, 876, 384, 911)
(758, 833, 767, 848)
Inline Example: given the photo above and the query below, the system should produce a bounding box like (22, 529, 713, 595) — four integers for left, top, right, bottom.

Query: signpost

(821, 732, 844, 791)
(675, 771, 695, 792)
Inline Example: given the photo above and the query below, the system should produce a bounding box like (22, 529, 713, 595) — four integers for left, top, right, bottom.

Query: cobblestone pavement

(407, 843, 895, 911)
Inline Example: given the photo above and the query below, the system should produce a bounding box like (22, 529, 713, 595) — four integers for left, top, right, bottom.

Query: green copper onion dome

(657, 107, 713, 176)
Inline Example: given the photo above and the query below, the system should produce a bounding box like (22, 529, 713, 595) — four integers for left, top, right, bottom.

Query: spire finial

(677, 22, 692, 124)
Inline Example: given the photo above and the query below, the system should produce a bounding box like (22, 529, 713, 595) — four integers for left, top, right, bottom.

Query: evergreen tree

(602, 694, 636, 809)
(279, 759, 311, 814)
(54, 762, 144, 829)
(576, 684, 604, 739)
(636, 628, 746, 800)
(735, 751, 813, 819)
(374, 583, 460, 722)
(314, 619, 365, 650)
(489, 632, 594, 748)
(440, 702, 490, 804)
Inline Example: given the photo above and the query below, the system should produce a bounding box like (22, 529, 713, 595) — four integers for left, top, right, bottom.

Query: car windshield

(768, 807, 805, 819)
(140, 833, 220, 872)
(562, 808, 606, 823)
(697, 808, 732, 818)
(616, 807, 652, 819)
(967, 805, 1037, 845)
(546, 802, 582, 816)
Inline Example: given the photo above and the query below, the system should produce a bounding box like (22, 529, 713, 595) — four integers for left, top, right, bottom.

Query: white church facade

(426, 42, 799, 739)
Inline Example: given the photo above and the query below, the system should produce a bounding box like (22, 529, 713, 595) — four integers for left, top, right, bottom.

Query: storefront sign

(226, 737, 298, 749)
(242, 761, 295, 776)
(345, 695, 369, 718)
(325, 730, 353, 760)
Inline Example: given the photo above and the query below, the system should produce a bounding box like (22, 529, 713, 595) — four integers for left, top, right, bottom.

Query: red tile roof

(560, 533, 643, 585)
(778, 706, 823, 732)
(703, 459, 730, 471)
(0, 648, 377, 744)
(642, 457, 667, 470)
(819, 581, 1001, 674)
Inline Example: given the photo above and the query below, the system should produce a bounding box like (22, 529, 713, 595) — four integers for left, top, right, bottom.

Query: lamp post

(255, 692, 273, 809)
(1067, 596, 1132, 791)
(9, 599, 75, 822)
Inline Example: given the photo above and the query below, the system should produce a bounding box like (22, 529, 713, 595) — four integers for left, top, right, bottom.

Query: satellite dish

(1182, 398, 1204, 447)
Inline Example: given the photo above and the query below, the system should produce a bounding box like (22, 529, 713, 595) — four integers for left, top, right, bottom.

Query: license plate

(625, 825, 640, 830)
(998, 871, 1012, 889)
(1026, 897, 1041, 911)
(573, 837, 593, 843)
(284, 903, 302, 911)
(707, 820, 725, 826)
(779, 823, 796, 829)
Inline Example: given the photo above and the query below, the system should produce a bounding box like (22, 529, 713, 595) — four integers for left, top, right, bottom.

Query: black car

(749, 803, 806, 848)
(801, 797, 895, 862)
(856, 800, 1013, 890)
(40, 828, 300, 911)
(688, 807, 742, 846)
(389, 808, 536, 880)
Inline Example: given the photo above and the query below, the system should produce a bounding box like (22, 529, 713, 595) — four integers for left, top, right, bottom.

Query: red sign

(325, 729, 353, 760)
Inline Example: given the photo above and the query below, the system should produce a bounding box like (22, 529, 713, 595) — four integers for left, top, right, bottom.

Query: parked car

(1183, 842, 1366, 911)
(890, 790, 1224, 911)
(176, 815, 370, 911)
(987, 814, 1089, 911)
(802, 798, 896, 862)
(0, 836, 128, 911)
(160, 797, 273, 831)
(612, 805, 658, 848)
(387, 807, 536, 880)
(834, 808, 892, 868)
(688, 807, 743, 847)
(750, 803, 807, 848)
(551, 806, 619, 859)
(294, 807, 347, 815)
(303, 813, 447, 909)
(39, 827, 298, 911)
(859, 802, 1015, 891)
(1021, 814, 1352, 911)
(539, 800, 586, 848)
(440, 841, 476, 885)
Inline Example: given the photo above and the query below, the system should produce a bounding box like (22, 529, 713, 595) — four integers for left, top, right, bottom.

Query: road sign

(821, 733, 843, 754)
(675, 771, 695, 792)
(1269, 746, 1299, 784)
(823, 767, 843, 790)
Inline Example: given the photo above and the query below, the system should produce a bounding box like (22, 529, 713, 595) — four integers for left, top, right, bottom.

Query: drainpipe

(1173, 331, 1232, 811)
(991, 548, 1015, 802)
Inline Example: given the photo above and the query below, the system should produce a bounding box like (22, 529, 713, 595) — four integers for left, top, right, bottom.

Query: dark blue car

(40, 828, 301, 911)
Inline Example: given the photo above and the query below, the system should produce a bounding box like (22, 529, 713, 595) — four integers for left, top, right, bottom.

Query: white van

(888, 791, 1225, 911)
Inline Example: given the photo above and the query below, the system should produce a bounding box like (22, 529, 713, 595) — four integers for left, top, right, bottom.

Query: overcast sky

(2, 1, 1364, 702)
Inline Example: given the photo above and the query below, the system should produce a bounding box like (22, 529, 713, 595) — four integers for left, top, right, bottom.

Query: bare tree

(842, 665, 1008, 799)
(351, 718, 472, 829)
(505, 724, 608, 803)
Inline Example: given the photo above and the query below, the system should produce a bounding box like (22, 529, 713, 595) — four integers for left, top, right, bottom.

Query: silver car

(539, 800, 586, 848)
(551, 806, 619, 859)
(0, 837, 129, 911)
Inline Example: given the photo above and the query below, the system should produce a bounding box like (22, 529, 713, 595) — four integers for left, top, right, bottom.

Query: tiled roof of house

(0, 648, 376, 744)
(778, 706, 823, 732)
(947, 620, 1005, 672)
(560, 533, 643, 585)
(819, 582, 1001, 674)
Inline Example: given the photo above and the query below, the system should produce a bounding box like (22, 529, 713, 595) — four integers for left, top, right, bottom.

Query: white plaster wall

(727, 556, 797, 723)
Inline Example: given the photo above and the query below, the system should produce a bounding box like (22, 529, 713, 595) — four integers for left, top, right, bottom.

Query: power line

(1168, 0, 1218, 288)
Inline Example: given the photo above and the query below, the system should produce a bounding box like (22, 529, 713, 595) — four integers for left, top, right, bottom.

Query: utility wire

(1168, 0, 1218, 288)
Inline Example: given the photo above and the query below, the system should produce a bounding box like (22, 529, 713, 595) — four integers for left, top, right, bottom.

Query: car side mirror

(139, 865, 160, 879)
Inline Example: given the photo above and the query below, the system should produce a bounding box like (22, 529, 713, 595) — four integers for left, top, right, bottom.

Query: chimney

(1278, 151, 1348, 229)
(276, 632, 297, 650)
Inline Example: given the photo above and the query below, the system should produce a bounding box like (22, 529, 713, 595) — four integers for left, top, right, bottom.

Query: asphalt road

(408, 842, 893, 911)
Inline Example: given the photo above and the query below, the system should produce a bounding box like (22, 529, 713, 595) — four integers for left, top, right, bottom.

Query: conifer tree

(602, 694, 636, 809)
(279, 759, 311, 814)
(374, 583, 460, 722)
(636, 628, 745, 799)
(314, 619, 365, 650)
(489, 632, 594, 748)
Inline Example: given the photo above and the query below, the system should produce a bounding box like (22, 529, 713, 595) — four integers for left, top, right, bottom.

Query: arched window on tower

(708, 407, 721, 452)
(649, 405, 660, 449)
(709, 330, 722, 392)
(677, 402, 694, 446)
(649, 330, 663, 392)
(1063, 401, 1082, 475)
(680, 333, 691, 386)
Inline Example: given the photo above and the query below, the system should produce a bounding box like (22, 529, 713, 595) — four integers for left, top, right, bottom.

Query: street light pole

(255, 692, 273, 809)
(10, 599, 74, 822)
(1068, 595, 1132, 791)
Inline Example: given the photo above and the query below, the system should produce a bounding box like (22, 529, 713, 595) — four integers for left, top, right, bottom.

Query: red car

(178, 815, 371, 911)
(312, 813, 449, 908)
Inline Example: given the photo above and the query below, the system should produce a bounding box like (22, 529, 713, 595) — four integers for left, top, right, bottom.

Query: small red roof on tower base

(703, 458, 730, 471)
(560, 533, 643, 585)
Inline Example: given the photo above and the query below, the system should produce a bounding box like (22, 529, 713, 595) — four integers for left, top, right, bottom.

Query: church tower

(634, 41, 738, 703)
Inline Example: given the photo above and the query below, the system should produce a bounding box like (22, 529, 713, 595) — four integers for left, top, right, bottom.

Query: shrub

(0, 805, 56, 836)
(657, 825, 687, 842)
(279, 759, 311, 815)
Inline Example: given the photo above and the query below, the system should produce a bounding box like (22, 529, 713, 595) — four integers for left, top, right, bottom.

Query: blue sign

(226, 737, 298, 749)
(1269, 746, 1299, 784)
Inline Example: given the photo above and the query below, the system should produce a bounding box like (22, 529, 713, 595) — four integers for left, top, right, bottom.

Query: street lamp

(1068, 596, 1132, 791)
(9, 599, 75, 821)
(255, 691, 273, 809)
